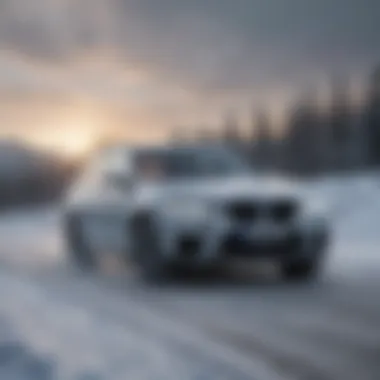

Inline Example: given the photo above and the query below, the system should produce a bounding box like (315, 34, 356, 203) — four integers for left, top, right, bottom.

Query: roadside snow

(307, 173, 380, 241)
(308, 173, 380, 281)
(0, 172, 379, 379)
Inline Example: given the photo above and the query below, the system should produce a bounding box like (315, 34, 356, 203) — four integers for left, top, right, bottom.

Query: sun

(58, 131, 95, 159)
(28, 127, 97, 161)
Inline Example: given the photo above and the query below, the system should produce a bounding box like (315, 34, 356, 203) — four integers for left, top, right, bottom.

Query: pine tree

(170, 127, 187, 144)
(254, 110, 272, 169)
(364, 66, 380, 166)
(197, 127, 215, 143)
(285, 92, 322, 175)
(222, 112, 241, 145)
(329, 76, 352, 170)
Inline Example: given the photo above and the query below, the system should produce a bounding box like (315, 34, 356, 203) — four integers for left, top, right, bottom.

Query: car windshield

(134, 146, 251, 180)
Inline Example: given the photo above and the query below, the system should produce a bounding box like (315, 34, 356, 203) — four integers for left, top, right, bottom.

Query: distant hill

(0, 139, 72, 208)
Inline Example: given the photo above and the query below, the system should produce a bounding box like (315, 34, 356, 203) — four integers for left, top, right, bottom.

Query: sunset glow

(0, 0, 378, 156)
(26, 121, 100, 160)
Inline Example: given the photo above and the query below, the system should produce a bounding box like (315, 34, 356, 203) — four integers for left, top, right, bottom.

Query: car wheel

(131, 215, 170, 283)
(281, 259, 320, 282)
(64, 214, 96, 271)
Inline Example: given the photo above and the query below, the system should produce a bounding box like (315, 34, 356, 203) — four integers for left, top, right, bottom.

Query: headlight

(162, 201, 210, 222)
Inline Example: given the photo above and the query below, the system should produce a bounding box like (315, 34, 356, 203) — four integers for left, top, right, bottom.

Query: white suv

(62, 144, 330, 282)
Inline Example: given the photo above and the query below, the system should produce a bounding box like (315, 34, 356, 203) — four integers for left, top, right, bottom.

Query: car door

(81, 148, 134, 255)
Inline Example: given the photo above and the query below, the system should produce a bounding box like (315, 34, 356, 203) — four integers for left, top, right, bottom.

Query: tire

(64, 214, 96, 271)
(281, 259, 320, 282)
(131, 215, 170, 283)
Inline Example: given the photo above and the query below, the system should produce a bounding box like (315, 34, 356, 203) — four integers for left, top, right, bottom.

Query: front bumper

(157, 214, 330, 266)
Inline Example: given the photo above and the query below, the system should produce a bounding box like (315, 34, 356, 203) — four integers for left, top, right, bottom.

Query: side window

(100, 148, 134, 187)
(103, 149, 128, 175)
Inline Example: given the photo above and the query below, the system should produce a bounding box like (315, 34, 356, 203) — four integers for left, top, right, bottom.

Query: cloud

(1, 0, 379, 92)
(0, 0, 379, 145)
(112, 0, 380, 90)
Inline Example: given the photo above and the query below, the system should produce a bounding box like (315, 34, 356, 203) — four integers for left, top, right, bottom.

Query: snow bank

(308, 173, 380, 242)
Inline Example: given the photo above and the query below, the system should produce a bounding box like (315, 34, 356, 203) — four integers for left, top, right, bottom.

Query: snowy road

(0, 176, 380, 380)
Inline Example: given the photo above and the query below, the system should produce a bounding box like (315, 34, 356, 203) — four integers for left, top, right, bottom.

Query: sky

(0, 0, 379, 156)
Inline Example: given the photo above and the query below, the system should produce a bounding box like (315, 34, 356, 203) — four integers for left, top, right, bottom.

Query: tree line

(172, 66, 380, 177)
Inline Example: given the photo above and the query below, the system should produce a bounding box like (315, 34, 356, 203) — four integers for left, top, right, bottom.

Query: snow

(306, 172, 380, 241)
(0, 172, 380, 379)
(306, 172, 380, 282)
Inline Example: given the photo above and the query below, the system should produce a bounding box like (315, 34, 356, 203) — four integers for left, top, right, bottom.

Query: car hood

(137, 174, 303, 204)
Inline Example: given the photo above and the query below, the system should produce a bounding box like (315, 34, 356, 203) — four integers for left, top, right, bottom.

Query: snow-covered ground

(309, 172, 380, 240)
(308, 173, 380, 282)
(0, 173, 379, 380)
